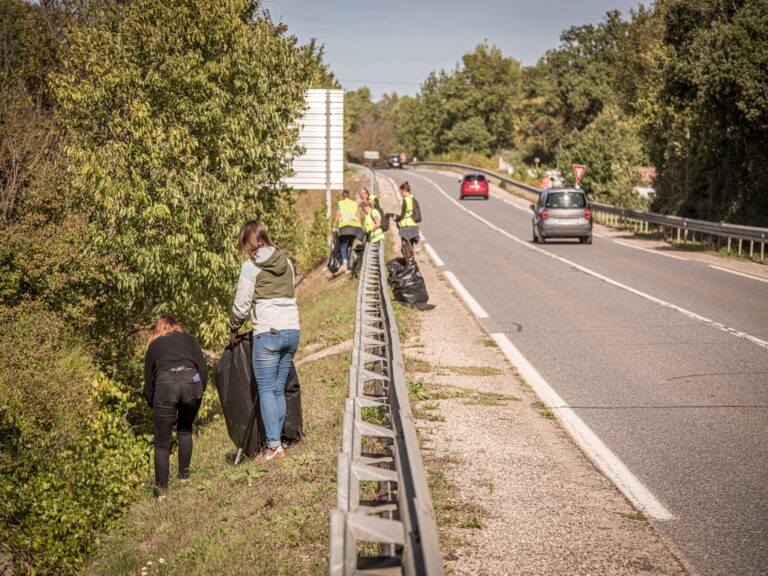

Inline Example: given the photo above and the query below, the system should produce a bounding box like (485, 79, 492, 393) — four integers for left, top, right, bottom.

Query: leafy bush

(560, 105, 649, 208)
(296, 205, 331, 273)
(0, 305, 146, 575)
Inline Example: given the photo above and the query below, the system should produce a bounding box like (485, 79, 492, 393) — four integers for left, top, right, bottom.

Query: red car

(459, 173, 489, 200)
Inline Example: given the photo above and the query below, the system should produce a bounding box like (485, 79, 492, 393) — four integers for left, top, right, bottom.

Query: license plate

(552, 218, 577, 224)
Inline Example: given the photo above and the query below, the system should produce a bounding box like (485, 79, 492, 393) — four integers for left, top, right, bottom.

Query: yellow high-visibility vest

(364, 209, 385, 243)
(337, 198, 361, 228)
(399, 195, 417, 228)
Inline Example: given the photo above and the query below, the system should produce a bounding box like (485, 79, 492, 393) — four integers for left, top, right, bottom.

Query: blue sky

(266, 0, 651, 100)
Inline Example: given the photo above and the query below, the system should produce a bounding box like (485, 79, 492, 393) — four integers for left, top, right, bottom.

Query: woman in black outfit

(143, 315, 208, 500)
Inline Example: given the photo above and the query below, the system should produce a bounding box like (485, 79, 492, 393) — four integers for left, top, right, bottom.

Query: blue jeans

(252, 329, 300, 448)
(339, 235, 354, 265)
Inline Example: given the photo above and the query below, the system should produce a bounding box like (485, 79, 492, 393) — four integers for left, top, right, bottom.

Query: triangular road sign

(573, 164, 587, 184)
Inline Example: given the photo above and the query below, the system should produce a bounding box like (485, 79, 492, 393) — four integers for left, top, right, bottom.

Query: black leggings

(152, 369, 203, 492)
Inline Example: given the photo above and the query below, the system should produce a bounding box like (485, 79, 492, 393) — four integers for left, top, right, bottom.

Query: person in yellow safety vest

(333, 189, 364, 272)
(393, 181, 420, 247)
(360, 200, 385, 244)
(358, 187, 381, 213)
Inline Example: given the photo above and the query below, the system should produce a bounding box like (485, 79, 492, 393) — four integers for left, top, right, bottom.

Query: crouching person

(143, 315, 208, 501)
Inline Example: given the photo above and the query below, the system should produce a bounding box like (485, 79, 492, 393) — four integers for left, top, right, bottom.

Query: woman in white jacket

(228, 221, 300, 463)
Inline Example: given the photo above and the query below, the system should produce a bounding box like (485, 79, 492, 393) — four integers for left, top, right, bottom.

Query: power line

(339, 78, 422, 86)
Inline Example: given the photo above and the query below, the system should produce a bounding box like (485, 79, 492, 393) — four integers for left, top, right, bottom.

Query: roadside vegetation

(1, 1, 336, 573)
(345, 0, 768, 228)
(81, 266, 357, 576)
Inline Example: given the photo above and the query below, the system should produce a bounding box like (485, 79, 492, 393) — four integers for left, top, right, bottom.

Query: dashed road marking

(614, 240, 689, 261)
(709, 265, 768, 284)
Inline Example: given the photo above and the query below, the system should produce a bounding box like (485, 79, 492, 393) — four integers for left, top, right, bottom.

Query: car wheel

(484, 195, 489, 200)
(532, 228, 538, 243)
(537, 232, 546, 244)
(585, 234, 593, 245)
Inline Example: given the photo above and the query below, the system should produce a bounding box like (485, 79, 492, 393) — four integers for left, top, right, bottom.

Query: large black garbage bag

(328, 234, 342, 274)
(349, 239, 365, 277)
(387, 239, 430, 306)
(215, 332, 304, 457)
(283, 364, 304, 442)
(216, 332, 262, 456)
(387, 257, 429, 305)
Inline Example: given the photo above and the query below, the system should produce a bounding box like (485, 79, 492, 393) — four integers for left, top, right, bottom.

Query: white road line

(443, 271, 489, 318)
(709, 265, 768, 284)
(411, 172, 768, 350)
(424, 243, 444, 267)
(614, 240, 689, 261)
(507, 201, 531, 213)
(492, 333, 675, 521)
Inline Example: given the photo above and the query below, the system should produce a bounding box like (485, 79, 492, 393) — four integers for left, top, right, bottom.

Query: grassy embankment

(82, 263, 358, 576)
(82, 172, 421, 576)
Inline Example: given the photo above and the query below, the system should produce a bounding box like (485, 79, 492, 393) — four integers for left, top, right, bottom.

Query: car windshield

(465, 175, 485, 182)
(546, 193, 586, 209)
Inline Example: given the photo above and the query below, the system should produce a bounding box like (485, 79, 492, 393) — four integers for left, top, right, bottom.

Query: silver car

(531, 188, 593, 244)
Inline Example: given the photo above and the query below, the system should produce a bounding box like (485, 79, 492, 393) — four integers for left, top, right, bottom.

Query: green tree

(444, 117, 492, 156)
(345, 87, 400, 162)
(0, 305, 145, 576)
(395, 43, 524, 158)
(523, 10, 631, 162)
(0, 0, 106, 329)
(53, 0, 317, 354)
(395, 74, 447, 158)
(560, 105, 647, 207)
(299, 38, 341, 90)
(649, 0, 768, 226)
(458, 42, 524, 151)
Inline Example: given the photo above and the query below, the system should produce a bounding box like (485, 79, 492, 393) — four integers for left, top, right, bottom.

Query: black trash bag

(328, 233, 342, 274)
(283, 364, 304, 442)
(387, 239, 430, 306)
(215, 332, 304, 458)
(349, 238, 365, 277)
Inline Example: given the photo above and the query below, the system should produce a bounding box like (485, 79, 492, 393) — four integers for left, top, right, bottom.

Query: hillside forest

(0, 0, 766, 574)
(346, 0, 768, 226)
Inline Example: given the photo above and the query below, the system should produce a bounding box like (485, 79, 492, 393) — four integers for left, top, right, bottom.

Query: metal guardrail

(589, 202, 767, 261)
(329, 241, 444, 576)
(411, 161, 767, 262)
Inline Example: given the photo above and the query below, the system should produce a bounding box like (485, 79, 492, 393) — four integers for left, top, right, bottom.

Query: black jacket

(143, 331, 208, 407)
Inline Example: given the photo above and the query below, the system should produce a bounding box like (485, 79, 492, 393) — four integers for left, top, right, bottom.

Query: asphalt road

(381, 168, 768, 576)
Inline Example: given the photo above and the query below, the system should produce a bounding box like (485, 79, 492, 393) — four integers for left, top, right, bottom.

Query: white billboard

(285, 89, 344, 190)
